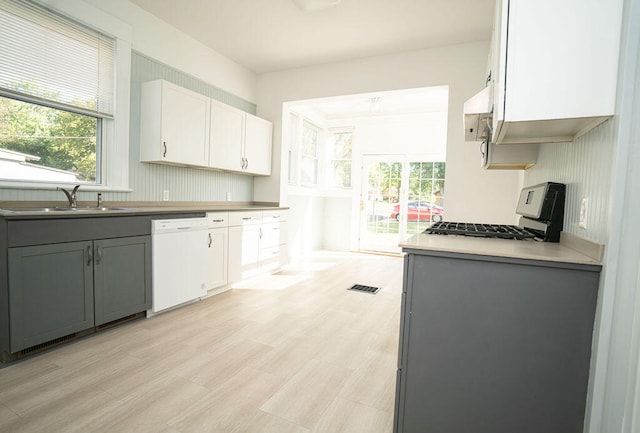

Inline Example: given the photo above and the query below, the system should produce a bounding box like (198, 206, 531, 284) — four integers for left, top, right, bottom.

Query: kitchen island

(394, 233, 603, 433)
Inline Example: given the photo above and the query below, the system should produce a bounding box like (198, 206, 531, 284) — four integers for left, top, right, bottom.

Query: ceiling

(291, 86, 450, 120)
(129, 0, 496, 74)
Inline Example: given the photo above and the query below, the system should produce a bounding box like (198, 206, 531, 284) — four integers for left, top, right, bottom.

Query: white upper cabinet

(140, 80, 210, 166)
(209, 100, 272, 176)
(209, 99, 245, 172)
(140, 80, 273, 176)
(491, 0, 623, 144)
(243, 113, 273, 176)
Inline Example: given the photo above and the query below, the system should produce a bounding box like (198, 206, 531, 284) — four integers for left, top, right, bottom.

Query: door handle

(87, 245, 93, 266)
(96, 246, 103, 265)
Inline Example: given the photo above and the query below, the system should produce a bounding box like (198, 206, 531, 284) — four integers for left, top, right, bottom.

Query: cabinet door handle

(212, 219, 225, 223)
(87, 245, 93, 266)
(208, 233, 212, 248)
(242, 217, 252, 220)
(96, 246, 103, 265)
(245, 158, 248, 170)
(259, 227, 263, 239)
(163, 141, 167, 157)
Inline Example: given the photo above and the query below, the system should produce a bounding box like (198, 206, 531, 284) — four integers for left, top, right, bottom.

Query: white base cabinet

(206, 212, 229, 291)
(228, 210, 287, 284)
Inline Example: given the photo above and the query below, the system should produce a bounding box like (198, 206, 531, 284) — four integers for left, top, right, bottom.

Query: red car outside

(390, 200, 444, 222)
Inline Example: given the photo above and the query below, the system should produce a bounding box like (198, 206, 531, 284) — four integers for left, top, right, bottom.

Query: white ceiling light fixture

(292, 0, 343, 12)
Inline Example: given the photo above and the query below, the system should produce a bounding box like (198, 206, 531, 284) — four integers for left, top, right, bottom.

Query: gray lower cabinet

(8, 241, 94, 352)
(394, 250, 601, 433)
(93, 236, 151, 326)
(7, 235, 151, 353)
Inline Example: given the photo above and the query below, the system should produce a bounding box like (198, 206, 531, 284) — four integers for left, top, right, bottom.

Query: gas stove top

(426, 221, 537, 240)
(425, 182, 566, 242)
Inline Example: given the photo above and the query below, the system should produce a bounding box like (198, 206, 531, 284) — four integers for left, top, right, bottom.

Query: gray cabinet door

(396, 253, 600, 433)
(8, 241, 94, 352)
(94, 236, 151, 326)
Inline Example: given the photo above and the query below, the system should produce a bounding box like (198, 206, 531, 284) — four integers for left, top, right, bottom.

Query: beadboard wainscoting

(522, 119, 616, 245)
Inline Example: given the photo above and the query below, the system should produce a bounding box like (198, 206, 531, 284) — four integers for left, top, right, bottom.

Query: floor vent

(348, 284, 381, 294)
(16, 333, 79, 359)
(96, 312, 145, 332)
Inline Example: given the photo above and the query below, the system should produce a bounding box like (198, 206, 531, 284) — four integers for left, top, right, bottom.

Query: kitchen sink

(0, 206, 139, 213)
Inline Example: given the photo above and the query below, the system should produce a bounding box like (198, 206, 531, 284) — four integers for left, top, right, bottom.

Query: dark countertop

(0, 201, 288, 220)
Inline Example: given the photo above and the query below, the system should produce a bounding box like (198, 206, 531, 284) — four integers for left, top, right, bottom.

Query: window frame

(326, 127, 354, 189)
(300, 119, 321, 187)
(0, 0, 132, 192)
(287, 111, 299, 185)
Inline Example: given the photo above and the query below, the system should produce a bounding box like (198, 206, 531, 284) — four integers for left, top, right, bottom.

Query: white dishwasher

(150, 217, 208, 314)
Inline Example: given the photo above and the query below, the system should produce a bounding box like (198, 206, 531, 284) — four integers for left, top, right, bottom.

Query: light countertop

(400, 232, 603, 267)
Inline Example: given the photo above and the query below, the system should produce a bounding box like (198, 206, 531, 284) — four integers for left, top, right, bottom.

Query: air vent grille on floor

(348, 284, 381, 294)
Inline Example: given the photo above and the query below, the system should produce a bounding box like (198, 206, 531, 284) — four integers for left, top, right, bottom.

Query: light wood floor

(0, 251, 404, 433)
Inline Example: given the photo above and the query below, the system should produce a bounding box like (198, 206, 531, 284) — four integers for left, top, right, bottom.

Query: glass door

(358, 156, 445, 254)
(359, 155, 404, 254)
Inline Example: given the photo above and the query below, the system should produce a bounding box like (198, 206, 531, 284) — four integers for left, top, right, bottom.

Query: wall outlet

(579, 197, 588, 229)
(163, 190, 169, 201)
(226, 191, 232, 201)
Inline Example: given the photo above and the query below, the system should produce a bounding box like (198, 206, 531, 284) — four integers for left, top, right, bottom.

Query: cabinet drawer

(259, 245, 281, 273)
(261, 222, 281, 249)
(207, 212, 229, 228)
(229, 211, 262, 226)
(262, 209, 287, 222)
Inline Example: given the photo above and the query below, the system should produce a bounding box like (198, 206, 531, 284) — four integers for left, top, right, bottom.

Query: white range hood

(463, 86, 492, 142)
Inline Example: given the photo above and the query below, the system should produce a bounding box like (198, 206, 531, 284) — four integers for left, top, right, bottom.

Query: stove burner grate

(426, 221, 537, 240)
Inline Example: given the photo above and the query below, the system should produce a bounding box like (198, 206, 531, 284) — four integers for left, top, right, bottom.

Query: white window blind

(0, 0, 115, 117)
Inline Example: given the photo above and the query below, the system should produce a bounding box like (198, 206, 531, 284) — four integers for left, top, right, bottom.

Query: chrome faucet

(58, 185, 80, 208)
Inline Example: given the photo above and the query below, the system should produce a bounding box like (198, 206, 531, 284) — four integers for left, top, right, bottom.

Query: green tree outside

(0, 83, 98, 181)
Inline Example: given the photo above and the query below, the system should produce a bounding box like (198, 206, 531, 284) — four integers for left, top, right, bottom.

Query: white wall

(255, 41, 523, 225)
(581, 0, 640, 430)
(347, 112, 448, 156)
(287, 195, 325, 258)
(83, 0, 256, 103)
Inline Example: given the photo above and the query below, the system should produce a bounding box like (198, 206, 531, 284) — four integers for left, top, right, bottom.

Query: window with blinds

(0, 0, 115, 184)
